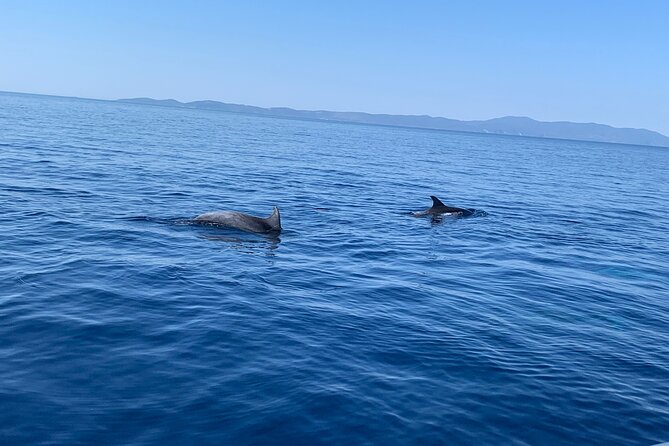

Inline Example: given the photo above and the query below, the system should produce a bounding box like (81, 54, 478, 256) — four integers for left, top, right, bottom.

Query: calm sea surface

(1, 92, 668, 445)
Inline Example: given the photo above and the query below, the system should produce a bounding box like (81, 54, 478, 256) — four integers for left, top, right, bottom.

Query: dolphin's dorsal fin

(430, 196, 446, 208)
(265, 206, 281, 230)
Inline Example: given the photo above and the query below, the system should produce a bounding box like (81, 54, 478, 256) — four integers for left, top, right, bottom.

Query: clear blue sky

(1, 0, 668, 134)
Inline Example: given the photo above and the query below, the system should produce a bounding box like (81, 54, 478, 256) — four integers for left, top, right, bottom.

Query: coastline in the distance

(119, 96, 669, 148)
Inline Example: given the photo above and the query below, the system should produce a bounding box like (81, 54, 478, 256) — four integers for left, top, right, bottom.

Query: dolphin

(414, 196, 474, 217)
(194, 206, 281, 233)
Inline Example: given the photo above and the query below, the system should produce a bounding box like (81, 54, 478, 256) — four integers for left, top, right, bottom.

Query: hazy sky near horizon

(1, 1, 668, 134)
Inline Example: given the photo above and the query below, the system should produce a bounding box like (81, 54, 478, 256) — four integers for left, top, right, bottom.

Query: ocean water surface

(1, 92, 668, 445)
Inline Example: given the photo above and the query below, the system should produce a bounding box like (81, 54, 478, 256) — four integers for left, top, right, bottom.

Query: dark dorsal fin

(430, 196, 446, 208)
(265, 206, 281, 230)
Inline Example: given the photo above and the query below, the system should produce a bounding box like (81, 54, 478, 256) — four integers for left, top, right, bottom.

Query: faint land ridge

(118, 97, 669, 148)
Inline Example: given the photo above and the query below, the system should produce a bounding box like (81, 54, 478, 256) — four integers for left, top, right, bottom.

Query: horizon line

(2, 89, 668, 147)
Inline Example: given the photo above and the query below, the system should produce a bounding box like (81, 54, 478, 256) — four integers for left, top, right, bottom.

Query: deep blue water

(1, 91, 668, 445)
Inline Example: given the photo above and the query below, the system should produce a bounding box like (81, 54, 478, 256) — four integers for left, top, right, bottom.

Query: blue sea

(1, 91, 668, 445)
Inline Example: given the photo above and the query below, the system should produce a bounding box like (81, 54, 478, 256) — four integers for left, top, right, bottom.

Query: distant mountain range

(118, 97, 669, 148)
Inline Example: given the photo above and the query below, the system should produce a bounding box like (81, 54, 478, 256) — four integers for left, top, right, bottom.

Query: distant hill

(118, 97, 669, 148)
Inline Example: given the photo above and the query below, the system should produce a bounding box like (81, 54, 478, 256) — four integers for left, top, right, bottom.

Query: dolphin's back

(194, 211, 272, 233)
(414, 195, 475, 217)
(194, 207, 281, 233)
(432, 204, 473, 216)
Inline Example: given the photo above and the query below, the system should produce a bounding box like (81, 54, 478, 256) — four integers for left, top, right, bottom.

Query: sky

(1, 0, 668, 135)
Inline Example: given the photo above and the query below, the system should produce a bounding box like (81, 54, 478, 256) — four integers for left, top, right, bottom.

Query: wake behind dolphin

(194, 206, 282, 234)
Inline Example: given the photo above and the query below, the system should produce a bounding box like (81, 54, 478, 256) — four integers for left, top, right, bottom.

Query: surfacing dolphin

(194, 206, 281, 233)
(414, 196, 475, 218)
